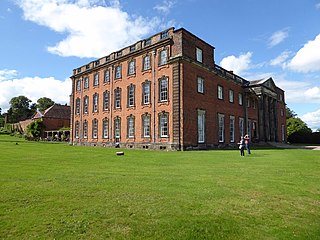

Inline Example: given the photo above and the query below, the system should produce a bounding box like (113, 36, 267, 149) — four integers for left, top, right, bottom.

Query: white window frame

(142, 114, 151, 137)
(127, 116, 135, 138)
(75, 121, 79, 138)
(159, 78, 168, 102)
(218, 114, 225, 143)
(128, 84, 135, 107)
(103, 118, 108, 139)
(128, 60, 135, 75)
(159, 49, 168, 65)
(159, 113, 168, 137)
(197, 77, 204, 93)
(115, 88, 121, 109)
(230, 116, 235, 143)
(142, 81, 151, 105)
(92, 119, 98, 139)
(115, 65, 121, 79)
(75, 98, 80, 115)
(84, 76, 89, 89)
(114, 117, 121, 141)
(83, 120, 88, 139)
(218, 85, 223, 100)
(239, 93, 243, 106)
(76, 80, 81, 91)
(229, 90, 234, 103)
(83, 96, 88, 114)
(104, 70, 110, 83)
(93, 73, 99, 86)
(239, 117, 244, 137)
(197, 110, 205, 143)
(93, 93, 98, 113)
(143, 55, 151, 70)
(196, 47, 203, 63)
(103, 91, 109, 111)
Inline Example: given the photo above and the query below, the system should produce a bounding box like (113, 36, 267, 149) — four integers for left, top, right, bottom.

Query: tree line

(286, 107, 320, 143)
(0, 96, 55, 124)
(1, 96, 319, 143)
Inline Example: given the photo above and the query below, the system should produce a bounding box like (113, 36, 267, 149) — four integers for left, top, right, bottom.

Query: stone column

(274, 99, 279, 142)
(269, 97, 275, 141)
(258, 94, 265, 141)
(264, 96, 270, 141)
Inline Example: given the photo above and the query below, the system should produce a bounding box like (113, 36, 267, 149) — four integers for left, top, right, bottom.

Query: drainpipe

(110, 65, 114, 143)
(79, 77, 84, 145)
(70, 77, 74, 144)
(178, 61, 181, 150)
(244, 90, 248, 136)
(153, 49, 157, 146)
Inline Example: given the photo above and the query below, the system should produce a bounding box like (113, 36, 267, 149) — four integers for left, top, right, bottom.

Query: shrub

(26, 120, 45, 139)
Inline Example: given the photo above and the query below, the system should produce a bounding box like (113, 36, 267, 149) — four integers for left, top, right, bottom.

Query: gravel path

(268, 142, 320, 150)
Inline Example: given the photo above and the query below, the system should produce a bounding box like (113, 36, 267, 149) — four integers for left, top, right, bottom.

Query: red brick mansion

(70, 28, 286, 150)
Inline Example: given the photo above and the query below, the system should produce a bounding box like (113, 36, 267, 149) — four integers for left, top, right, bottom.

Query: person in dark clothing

(238, 136, 245, 156)
(244, 134, 251, 154)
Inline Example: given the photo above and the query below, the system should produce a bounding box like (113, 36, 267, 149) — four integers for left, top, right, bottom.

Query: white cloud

(316, 3, 320, 9)
(154, 0, 176, 14)
(301, 109, 320, 130)
(275, 77, 320, 104)
(268, 29, 289, 47)
(270, 51, 291, 67)
(304, 86, 320, 100)
(0, 69, 18, 81)
(17, 0, 161, 58)
(0, 70, 71, 111)
(275, 79, 310, 103)
(286, 34, 320, 73)
(219, 52, 252, 75)
(246, 72, 274, 81)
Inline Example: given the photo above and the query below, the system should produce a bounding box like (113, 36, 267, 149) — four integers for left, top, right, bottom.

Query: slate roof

(248, 77, 273, 86)
(33, 104, 70, 120)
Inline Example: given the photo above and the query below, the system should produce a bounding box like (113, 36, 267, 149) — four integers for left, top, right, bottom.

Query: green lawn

(0, 135, 319, 239)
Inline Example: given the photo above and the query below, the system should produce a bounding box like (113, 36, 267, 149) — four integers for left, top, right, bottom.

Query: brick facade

(70, 28, 286, 150)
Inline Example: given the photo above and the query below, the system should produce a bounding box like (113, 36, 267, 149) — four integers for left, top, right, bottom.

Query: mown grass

(0, 135, 319, 239)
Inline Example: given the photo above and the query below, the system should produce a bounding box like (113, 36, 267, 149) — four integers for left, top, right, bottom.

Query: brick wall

(180, 60, 256, 148)
(70, 27, 286, 150)
(72, 36, 175, 149)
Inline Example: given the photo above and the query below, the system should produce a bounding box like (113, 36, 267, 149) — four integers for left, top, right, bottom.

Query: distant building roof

(248, 77, 273, 86)
(33, 104, 70, 120)
(33, 109, 44, 119)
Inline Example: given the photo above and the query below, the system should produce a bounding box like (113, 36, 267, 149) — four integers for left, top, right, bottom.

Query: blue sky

(0, 0, 320, 130)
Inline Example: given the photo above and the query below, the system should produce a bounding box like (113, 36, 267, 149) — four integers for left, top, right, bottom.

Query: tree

(8, 96, 33, 122)
(286, 106, 297, 119)
(0, 114, 4, 128)
(36, 97, 55, 112)
(287, 117, 312, 143)
(287, 117, 312, 136)
(26, 119, 45, 139)
(286, 106, 315, 143)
